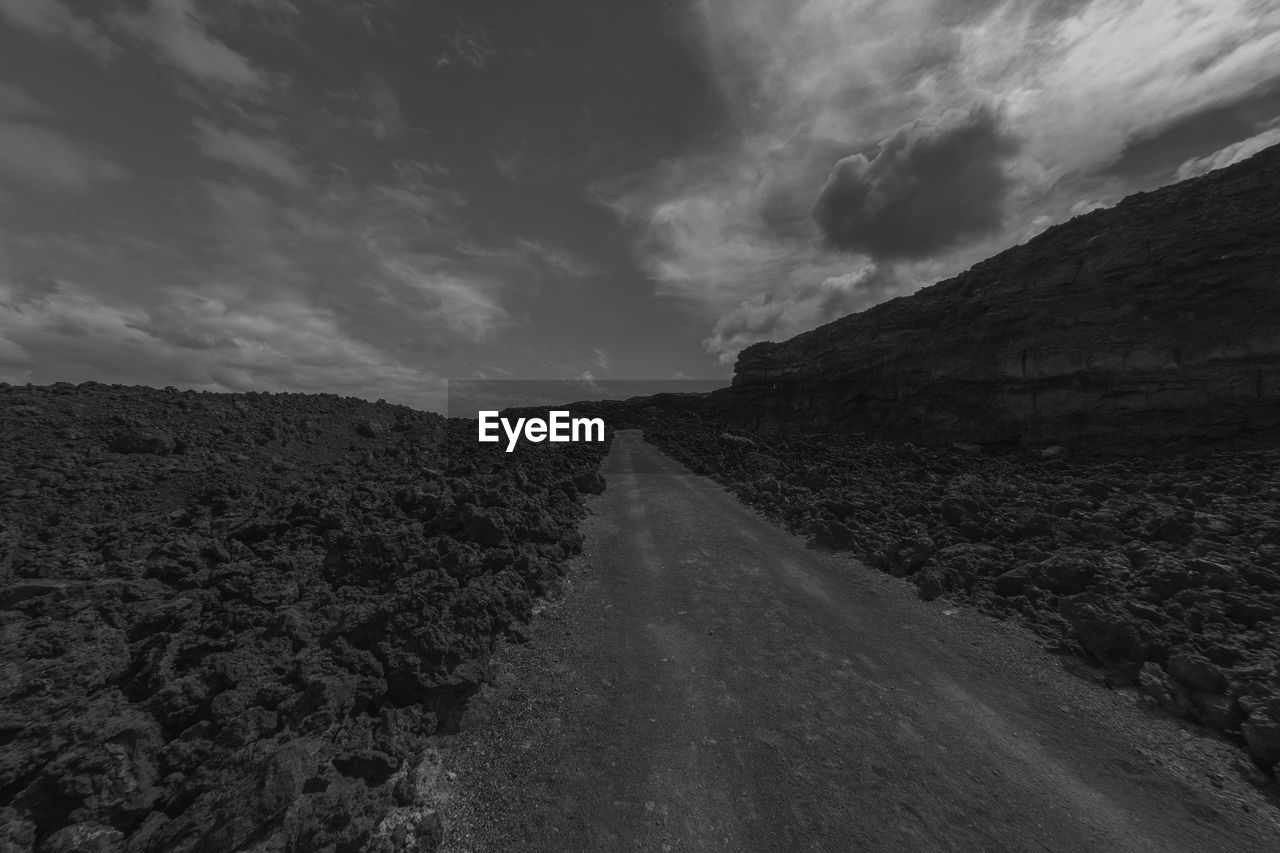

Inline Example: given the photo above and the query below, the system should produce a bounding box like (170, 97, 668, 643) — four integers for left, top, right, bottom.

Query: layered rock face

(731, 144, 1280, 450)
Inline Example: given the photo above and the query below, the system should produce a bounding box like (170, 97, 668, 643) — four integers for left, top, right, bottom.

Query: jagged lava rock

(0, 382, 610, 852)
(729, 144, 1280, 450)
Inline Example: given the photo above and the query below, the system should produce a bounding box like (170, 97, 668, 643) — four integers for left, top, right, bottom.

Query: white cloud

(0, 160, 505, 408)
(116, 0, 271, 91)
(1175, 125, 1280, 181)
(0, 121, 128, 192)
(984, 0, 1280, 176)
(703, 263, 897, 363)
(395, 159, 454, 183)
(443, 23, 497, 69)
(493, 147, 528, 183)
(0, 0, 116, 60)
(194, 176, 509, 348)
(325, 78, 426, 142)
(0, 274, 442, 408)
(692, 0, 1280, 174)
(193, 119, 308, 187)
(340, 0, 407, 35)
(590, 150, 856, 331)
(454, 236, 593, 282)
(373, 186, 441, 215)
(364, 233, 509, 340)
(515, 239, 594, 279)
(200, 180, 315, 283)
(362, 74, 405, 140)
(597, 0, 1280, 365)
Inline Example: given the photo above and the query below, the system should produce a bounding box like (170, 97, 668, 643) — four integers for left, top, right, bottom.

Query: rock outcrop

(730, 143, 1280, 451)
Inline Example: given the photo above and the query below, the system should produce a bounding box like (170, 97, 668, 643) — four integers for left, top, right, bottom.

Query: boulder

(914, 570, 945, 602)
(573, 471, 607, 495)
(939, 496, 983, 526)
(1059, 592, 1154, 676)
(894, 537, 934, 573)
(356, 418, 387, 438)
(1242, 709, 1280, 770)
(1032, 551, 1096, 595)
(1166, 649, 1229, 695)
(109, 429, 174, 454)
(40, 822, 124, 853)
(994, 567, 1032, 598)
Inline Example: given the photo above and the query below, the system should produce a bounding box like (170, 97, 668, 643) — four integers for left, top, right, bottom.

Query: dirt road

(439, 431, 1280, 852)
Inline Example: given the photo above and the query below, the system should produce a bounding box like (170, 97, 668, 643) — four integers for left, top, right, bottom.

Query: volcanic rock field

(0, 383, 607, 851)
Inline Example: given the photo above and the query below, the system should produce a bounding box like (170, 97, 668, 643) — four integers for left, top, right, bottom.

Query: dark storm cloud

(812, 106, 1019, 259)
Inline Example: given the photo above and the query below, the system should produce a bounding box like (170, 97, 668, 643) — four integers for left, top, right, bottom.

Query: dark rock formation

(0, 382, 609, 852)
(730, 144, 1280, 451)
(572, 471, 607, 495)
(108, 429, 175, 455)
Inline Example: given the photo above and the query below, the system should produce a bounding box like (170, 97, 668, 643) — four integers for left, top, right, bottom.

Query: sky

(1, 0, 1278, 410)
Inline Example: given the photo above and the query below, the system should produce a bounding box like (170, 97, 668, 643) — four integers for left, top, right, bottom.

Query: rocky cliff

(730, 143, 1280, 451)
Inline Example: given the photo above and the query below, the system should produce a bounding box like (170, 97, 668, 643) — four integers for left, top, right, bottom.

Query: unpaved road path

(439, 431, 1280, 852)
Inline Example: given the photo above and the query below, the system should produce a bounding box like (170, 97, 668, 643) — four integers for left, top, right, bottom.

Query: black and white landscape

(3, 1, 1280, 851)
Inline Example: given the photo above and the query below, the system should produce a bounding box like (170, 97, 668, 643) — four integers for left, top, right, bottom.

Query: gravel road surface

(439, 431, 1280, 852)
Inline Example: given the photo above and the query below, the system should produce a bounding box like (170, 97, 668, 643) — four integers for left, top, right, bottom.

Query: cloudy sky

(2, 0, 1278, 409)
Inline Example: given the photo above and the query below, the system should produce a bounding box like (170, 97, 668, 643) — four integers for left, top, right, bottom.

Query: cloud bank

(116, 0, 273, 92)
(1175, 125, 1280, 181)
(193, 119, 309, 187)
(0, 273, 437, 407)
(596, 0, 1280, 363)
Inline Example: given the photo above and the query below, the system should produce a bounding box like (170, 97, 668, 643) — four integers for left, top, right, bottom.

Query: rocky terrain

(0, 382, 608, 852)
(6, 142, 1279, 850)
(729, 143, 1280, 451)
(589, 146, 1280, 784)
(638, 413, 1280, 783)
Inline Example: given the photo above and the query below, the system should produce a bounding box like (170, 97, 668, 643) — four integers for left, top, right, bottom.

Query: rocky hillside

(731, 143, 1280, 451)
(0, 383, 608, 852)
